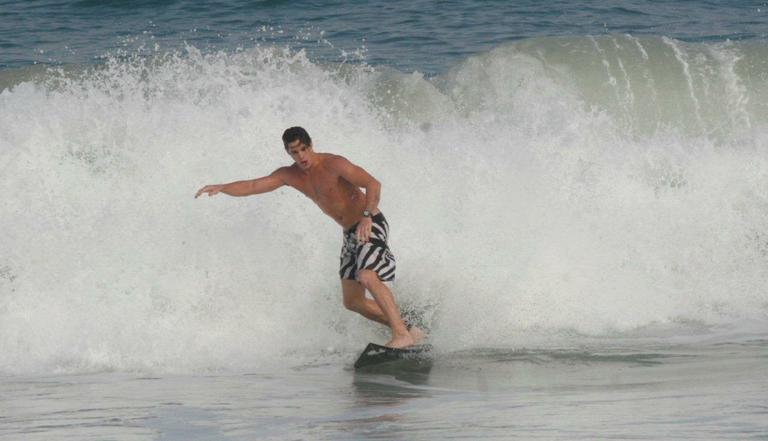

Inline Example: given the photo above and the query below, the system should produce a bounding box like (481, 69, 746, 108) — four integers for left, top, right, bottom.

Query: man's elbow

(365, 178, 381, 194)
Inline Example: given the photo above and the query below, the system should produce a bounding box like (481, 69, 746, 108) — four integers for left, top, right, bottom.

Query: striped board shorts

(339, 212, 396, 283)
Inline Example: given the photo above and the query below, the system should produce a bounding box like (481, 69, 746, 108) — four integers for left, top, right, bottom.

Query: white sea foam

(1, 36, 767, 374)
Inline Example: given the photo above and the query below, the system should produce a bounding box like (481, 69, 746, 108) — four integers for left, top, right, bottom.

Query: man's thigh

(341, 278, 365, 304)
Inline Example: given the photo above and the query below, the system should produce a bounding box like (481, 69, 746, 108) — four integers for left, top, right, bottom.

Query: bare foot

(408, 326, 425, 344)
(385, 333, 415, 349)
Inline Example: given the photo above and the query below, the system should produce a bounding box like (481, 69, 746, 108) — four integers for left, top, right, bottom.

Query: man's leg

(356, 269, 414, 348)
(342, 277, 425, 346)
(342, 279, 388, 325)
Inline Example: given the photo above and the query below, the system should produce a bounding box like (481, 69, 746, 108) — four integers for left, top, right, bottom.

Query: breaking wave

(1, 35, 767, 374)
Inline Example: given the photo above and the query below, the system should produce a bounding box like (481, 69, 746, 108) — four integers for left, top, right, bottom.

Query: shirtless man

(195, 127, 420, 348)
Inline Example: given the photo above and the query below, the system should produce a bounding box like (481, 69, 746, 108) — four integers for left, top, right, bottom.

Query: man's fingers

(195, 186, 222, 199)
(357, 225, 371, 242)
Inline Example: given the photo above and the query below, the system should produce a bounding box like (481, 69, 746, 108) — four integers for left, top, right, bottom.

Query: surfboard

(354, 342, 433, 369)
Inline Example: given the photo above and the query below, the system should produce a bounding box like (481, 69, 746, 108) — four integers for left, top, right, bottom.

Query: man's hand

(195, 184, 225, 198)
(356, 216, 373, 242)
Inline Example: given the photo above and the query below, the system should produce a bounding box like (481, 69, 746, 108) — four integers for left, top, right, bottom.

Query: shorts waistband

(345, 212, 386, 234)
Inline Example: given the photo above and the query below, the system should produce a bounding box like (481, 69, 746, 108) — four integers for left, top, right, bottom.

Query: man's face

(285, 139, 314, 170)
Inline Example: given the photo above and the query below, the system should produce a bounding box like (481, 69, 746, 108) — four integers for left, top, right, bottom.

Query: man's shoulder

(272, 165, 296, 175)
(321, 153, 351, 171)
(271, 165, 300, 182)
(319, 152, 347, 161)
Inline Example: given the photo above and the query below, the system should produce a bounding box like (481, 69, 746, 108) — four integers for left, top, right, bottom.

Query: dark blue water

(2, 0, 767, 73)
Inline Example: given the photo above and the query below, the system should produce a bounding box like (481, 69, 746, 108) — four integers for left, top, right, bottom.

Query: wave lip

(431, 35, 768, 141)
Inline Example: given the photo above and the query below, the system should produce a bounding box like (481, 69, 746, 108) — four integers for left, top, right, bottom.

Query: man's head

(282, 126, 315, 170)
(282, 126, 312, 148)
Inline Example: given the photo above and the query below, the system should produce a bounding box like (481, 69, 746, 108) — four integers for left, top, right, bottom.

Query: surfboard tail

(354, 343, 433, 369)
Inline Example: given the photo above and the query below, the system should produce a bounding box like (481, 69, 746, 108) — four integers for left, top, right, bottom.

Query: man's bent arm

(363, 177, 381, 213)
(331, 157, 381, 211)
(195, 168, 287, 198)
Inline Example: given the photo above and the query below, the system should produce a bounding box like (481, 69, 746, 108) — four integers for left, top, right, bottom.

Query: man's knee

(356, 269, 380, 289)
(342, 279, 364, 311)
(343, 295, 360, 311)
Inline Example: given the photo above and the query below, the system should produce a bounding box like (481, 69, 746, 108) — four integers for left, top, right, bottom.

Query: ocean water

(2, 1, 768, 439)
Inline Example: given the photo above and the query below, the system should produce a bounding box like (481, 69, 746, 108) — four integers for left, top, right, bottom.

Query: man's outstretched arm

(195, 168, 287, 198)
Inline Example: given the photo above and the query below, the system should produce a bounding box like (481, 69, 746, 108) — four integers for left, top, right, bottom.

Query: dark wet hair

(282, 126, 312, 148)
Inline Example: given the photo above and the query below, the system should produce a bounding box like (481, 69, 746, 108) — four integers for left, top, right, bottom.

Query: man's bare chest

(290, 172, 345, 203)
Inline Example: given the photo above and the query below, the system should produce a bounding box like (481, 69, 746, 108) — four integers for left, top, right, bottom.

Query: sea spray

(1, 36, 767, 374)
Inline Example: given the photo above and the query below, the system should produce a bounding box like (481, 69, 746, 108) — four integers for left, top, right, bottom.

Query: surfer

(195, 127, 422, 349)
